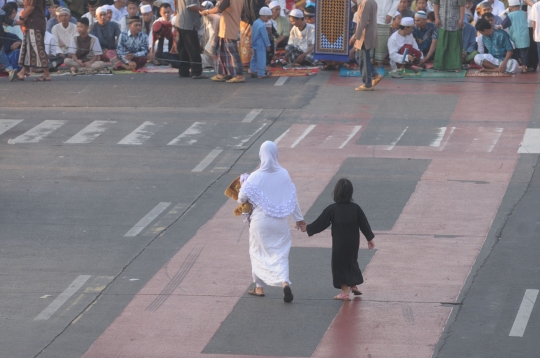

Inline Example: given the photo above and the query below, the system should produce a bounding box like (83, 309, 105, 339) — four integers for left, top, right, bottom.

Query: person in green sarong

(432, 0, 465, 70)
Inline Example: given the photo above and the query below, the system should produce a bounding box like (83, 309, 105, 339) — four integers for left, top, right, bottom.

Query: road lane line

(118, 121, 158, 145)
(430, 127, 447, 147)
(274, 128, 290, 145)
(486, 128, 503, 152)
(291, 125, 316, 148)
(124, 202, 172, 237)
(275, 77, 288, 86)
(386, 126, 408, 150)
(242, 109, 263, 123)
(338, 126, 362, 149)
(192, 149, 223, 172)
(65, 121, 116, 144)
(168, 122, 205, 146)
(11, 120, 67, 143)
(518, 128, 540, 153)
(439, 126, 456, 151)
(234, 123, 267, 147)
(509, 289, 539, 337)
(0, 119, 23, 136)
(34, 275, 91, 320)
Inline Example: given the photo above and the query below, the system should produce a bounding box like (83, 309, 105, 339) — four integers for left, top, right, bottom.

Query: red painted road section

(83, 75, 534, 358)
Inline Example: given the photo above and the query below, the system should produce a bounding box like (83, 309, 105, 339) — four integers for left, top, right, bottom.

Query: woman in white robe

(238, 141, 305, 303)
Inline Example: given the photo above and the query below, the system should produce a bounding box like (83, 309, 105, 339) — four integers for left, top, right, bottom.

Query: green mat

(385, 69, 466, 78)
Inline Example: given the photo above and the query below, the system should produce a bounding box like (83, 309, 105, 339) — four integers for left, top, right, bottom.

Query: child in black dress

(300, 178, 375, 301)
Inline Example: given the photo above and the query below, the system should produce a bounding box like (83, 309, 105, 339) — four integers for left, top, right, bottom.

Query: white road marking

(124, 202, 172, 237)
(439, 126, 456, 151)
(34, 275, 91, 320)
(386, 126, 409, 150)
(11, 120, 67, 143)
(467, 127, 504, 153)
(274, 128, 290, 144)
(118, 121, 158, 145)
(242, 109, 263, 123)
(430, 127, 448, 147)
(192, 149, 223, 172)
(65, 121, 116, 144)
(0, 119, 23, 136)
(234, 123, 267, 147)
(168, 122, 205, 146)
(274, 77, 288, 86)
(291, 125, 316, 148)
(509, 289, 539, 337)
(518, 128, 540, 153)
(338, 126, 362, 149)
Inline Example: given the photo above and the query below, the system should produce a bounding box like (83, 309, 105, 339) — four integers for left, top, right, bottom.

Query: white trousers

(473, 54, 518, 74)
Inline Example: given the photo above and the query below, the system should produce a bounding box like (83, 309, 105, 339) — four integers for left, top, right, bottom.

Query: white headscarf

(241, 141, 297, 218)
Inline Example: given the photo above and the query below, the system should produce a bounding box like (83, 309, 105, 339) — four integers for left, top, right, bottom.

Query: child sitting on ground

(299, 178, 375, 301)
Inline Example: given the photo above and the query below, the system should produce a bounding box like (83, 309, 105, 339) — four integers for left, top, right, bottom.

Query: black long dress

(306, 201, 375, 289)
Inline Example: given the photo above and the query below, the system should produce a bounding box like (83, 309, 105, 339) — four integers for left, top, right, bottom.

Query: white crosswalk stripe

(10, 120, 67, 144)
(518, 128, 540, 154)
(118, 121, 159, 145)
(0, 120, 23, 136)
(168, 122, 207, 146)
(65, 121, 117, 144)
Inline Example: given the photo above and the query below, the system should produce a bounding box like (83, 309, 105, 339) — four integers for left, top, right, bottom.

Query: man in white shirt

(118, 0, 140, 32)
(387, 17, 424, 70)
(51, 7, 78, 55)
(44, 31, 64, 71)
(525, 0, 539, 70)
(112, 0, 128, 22)
(81, 0, 99, 29)
(285, 9, 318, 65)
(531, 0, 540, 67)
(474, 0, 505, 20)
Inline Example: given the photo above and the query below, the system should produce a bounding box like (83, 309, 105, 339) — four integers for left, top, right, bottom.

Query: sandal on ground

(33, 76, 51, 82)
(9, 69, 18, 82)
(210, 75, 226, 82)
(226, 77, 246, 83)
(283, 285, 293, 303)
(334, 293, 351, 301)
(351, 286, 362, 295)
(248, 288, 265, 297)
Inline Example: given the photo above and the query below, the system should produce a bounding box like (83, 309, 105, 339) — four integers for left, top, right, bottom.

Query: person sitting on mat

(474, 18, 518, 73)
(284, 9, 318, 66)
(387, 17, 424, 71)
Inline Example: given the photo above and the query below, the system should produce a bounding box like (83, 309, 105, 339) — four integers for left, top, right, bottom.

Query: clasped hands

(295, 220, 307, 232)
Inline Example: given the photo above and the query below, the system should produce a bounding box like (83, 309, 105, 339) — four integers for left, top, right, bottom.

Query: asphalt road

(0, 72, 539, 358)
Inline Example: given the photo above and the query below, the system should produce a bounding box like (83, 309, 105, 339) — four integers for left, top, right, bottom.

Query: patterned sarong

(313, 0, 351, 62)
(215, 38, 243, 77)
(18, 29, 48, 68)
(285, 45, 318, 66)
(239, 21, 253, 67)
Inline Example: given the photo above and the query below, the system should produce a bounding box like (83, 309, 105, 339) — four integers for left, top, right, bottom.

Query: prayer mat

(339, 66, 386, 77)
(314, 0, 351, 62)
(385, 69, 467, 78)
(466, 69, 512, 77)
(269, 67, 319, 77)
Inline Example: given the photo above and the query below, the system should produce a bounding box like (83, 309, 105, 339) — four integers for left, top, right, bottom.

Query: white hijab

(241, 141, 297, 218)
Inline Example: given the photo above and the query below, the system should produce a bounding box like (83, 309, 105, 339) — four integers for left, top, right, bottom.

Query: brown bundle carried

(224, 176, 253, 217)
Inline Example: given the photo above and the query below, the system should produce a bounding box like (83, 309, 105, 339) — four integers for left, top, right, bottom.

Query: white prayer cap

(56, 7, 71, 15)
(259, 6, 272, 15)
(508, 0, 520, 6)
(96, 6, 107, 13)
(265, 20, 273, 27)
(414, 10, 427, 18)
(106, 5, 115, 11)
(269, 0, 280, 9)
(289, 8, 304, 18)
(201, 1, 214, 9)
(400, 17, 414, 26)
(140, 4, 152, 13)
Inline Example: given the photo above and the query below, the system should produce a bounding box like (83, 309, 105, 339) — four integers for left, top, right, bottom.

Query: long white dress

(238, 141, 304, 286)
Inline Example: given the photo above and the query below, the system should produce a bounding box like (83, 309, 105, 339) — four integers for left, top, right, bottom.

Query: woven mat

(269, 67, 319, 77)
(385, 69, 467, 78)
(314, 0, 351, 62)
(465, 69, 512, 77)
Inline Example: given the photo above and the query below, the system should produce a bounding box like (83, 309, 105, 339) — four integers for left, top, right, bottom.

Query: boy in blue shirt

(250, 7, 272, 78)
(501, 0, 530, 73)
(474, 18, 518, 73)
